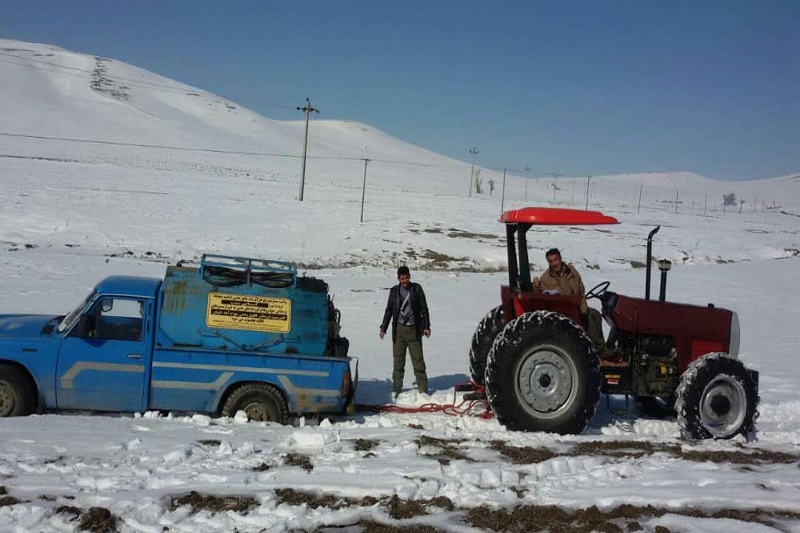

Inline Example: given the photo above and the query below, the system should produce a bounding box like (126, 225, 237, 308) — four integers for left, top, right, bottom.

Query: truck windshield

(57, 291, 96, 334)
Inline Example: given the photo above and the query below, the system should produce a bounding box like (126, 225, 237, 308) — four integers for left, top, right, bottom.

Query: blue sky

(2, 0, 798, 180)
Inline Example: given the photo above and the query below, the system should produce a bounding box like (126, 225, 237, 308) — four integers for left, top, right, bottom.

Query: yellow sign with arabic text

(206, 293, 291, 333)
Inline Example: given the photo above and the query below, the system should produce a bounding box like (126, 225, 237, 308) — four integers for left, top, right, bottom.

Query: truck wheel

(221, 383, 289, 424)
(485, 311, 601, 434)
(675, 353, 759, 440)
(469, 306, 505, 384)
(0, 365, 35, 417)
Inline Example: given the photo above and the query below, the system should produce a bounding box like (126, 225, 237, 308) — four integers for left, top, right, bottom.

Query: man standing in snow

(379, 266, 431, 397)
(533, 248, 610, 358)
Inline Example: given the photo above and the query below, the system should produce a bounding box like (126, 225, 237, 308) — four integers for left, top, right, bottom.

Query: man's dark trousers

(393, 324, 427, 393)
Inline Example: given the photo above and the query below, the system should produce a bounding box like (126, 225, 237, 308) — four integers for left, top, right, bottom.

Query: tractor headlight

(729, 311, 740, 357)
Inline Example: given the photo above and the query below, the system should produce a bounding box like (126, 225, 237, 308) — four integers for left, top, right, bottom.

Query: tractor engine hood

(0, 314, 61, 338)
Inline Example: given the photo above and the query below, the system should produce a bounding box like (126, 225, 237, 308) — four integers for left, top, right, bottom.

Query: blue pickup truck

(0, 255, 356, 423)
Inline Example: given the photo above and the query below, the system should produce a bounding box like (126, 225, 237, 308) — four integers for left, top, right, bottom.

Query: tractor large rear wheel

(675, 353, 758, 440)
(485, 311, 601, 434)
(469, 305, 505, 385)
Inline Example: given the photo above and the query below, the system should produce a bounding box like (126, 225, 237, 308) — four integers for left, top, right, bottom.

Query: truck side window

(74, 297, 144, 342)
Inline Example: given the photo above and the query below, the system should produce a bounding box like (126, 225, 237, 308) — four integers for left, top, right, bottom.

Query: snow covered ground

(1, 39, 800, 531)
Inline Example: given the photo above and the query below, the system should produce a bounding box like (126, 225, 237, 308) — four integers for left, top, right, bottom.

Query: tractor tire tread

(469, 305, 505, 384)
(675, 352, 759, 440)
(485, 311, 601, 435)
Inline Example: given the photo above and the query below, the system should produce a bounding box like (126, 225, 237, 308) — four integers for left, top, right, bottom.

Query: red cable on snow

(355, 380, 494, 419)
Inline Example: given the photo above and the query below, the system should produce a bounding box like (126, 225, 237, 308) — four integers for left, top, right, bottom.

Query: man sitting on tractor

(533, 248, 613, 359)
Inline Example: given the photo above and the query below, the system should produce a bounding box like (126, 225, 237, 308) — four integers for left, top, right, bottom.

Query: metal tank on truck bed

(157, 254, 349, 359)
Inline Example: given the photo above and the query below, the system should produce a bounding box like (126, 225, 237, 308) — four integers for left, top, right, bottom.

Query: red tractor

(468, 207, 759, 440)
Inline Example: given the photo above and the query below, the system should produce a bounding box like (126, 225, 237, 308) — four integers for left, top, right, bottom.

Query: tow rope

(355, 381, 493, 419)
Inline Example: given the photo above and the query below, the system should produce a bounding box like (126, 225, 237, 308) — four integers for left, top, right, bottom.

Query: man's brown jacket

(536, 263, 588, 313)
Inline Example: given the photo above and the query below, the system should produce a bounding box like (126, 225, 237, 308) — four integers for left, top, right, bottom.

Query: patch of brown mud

(491, 440, 557, 463)
(466, 503, 800, 532)
(283, 452, 314, 472)
(492, 439, 800, 465)
(78, 507, 119, 533)
(169, 490, 258, 514)
(414, 435, 473, 464)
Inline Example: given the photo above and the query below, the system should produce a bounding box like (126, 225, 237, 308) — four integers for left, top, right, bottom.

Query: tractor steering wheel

(586, 281, 611, 301)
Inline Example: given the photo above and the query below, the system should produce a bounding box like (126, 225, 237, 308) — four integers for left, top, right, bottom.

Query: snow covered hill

(2, 39, 798, 274)
(2, 39, 799, 272)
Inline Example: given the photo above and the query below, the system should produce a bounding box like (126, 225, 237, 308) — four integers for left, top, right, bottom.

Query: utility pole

(468, 147, 479, 196)
(296, 98, 318, 202)
(524, 165, 531, 200)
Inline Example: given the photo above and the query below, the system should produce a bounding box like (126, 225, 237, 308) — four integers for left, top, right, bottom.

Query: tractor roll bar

(506, 223, 533, 291)
(518, 224, 532, 291)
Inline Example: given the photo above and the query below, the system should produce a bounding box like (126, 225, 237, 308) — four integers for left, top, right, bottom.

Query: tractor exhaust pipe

(645, 226, 661, 300)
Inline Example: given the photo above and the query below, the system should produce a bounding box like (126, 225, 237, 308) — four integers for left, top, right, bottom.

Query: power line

(488, 165, 564, 176)
(0, 131, 301, 159)
(0, 131, 465, 169)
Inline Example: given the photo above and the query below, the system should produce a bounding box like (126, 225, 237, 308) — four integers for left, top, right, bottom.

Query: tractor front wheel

(485, 311, 601, 434)
(469, 305, 505, 384)
(675, 353, 759, 440)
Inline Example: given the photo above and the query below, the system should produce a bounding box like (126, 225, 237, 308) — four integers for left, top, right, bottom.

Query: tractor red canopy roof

(500, 207, 619, 225)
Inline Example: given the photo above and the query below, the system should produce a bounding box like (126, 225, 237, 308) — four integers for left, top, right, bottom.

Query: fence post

(585, 176, 591, 210)
(359, 158, 369, 223)
(637, 184, 643, 214)
(500, 168, 507, 213)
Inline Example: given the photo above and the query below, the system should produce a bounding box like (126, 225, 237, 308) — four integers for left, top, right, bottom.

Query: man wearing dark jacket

(379, 266, 431, 396)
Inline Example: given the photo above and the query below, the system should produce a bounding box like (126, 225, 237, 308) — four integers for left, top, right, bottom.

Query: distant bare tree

(723, 193, 737, 206)
(474, 170, 483, 194)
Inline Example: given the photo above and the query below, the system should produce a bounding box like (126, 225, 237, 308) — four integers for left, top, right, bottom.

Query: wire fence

(0, 131, 789, 220)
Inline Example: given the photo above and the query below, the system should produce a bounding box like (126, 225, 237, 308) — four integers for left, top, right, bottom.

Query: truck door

(56, 296, 150, 412)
